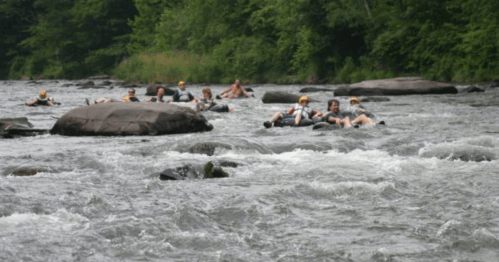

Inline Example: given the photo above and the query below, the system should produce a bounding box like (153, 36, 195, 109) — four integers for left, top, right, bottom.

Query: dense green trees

(1, 0, 137, 79)
(1, 0, 498, 82)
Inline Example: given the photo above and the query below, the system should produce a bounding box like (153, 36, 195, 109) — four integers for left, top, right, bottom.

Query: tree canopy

(1, 0, 498, 82)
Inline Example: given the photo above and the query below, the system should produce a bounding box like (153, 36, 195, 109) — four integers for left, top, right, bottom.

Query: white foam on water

(0, 209, 89, 233)
(306, 180, 396, 197)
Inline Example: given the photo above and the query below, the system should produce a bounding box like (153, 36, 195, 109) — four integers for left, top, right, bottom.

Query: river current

(1, 80, 498, 261)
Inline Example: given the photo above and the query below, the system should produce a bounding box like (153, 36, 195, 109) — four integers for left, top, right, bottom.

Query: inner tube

(273, 118, 319, 127)
(209, 104, 229, 113)
(312, 122, 341, 131)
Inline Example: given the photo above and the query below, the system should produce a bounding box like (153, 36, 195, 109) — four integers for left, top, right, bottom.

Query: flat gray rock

(51, 102, 213, 136)
(335, 77, 458, 96)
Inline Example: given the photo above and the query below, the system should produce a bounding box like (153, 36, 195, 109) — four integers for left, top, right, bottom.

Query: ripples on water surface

(1, 80, 499, 261)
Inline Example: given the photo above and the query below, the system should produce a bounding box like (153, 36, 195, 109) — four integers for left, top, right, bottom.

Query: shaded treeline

(1, 0, 498, 83)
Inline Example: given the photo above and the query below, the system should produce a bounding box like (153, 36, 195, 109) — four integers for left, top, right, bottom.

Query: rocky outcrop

(145, 84, 175, 96)
(334, 77, 458, 96)
(460, 85, 485, 93)
(299, 87, 334, 93)
(76, 80, 94, 87)
(1, 117, 48, 138)
(159, 161, 229, 180)
(360, 97, 391, 102)
(489, 79, 499, 88)
(50, 102, 213, 136)
(262, 91, 301, 104)
(189, 142, 231, 156)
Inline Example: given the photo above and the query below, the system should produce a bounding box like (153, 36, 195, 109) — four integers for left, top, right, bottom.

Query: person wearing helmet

(218, 79, 253, 99)
(169, 81, 198, 103)
(347, 97, 368, 117)
(263, 96, 321, 128)
(26, 90, 55, 106)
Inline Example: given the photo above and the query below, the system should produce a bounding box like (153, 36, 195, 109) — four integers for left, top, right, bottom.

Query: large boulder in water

(262, 91, 301, 104)
(0, 117, 48, 138)
(334, 77, 458, 96)
(50, 102, 213, 136)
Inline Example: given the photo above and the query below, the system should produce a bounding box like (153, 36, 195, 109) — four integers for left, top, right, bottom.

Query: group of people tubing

(26, 79, 381, 129)
(263, 96, 379, 129)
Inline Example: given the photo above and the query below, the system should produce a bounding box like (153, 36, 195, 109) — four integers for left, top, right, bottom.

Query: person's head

(328, 99, 340, 113)
(157, 87, 165, 98)
(128, 88, 136, 97)
(202, 87, 212, 99)
(298, 96, 310, 106)
(234, 79, 240, 87)
(39, 90, 47, 100)
(350, 97, 360, 105)
(178, 81, 186, 90)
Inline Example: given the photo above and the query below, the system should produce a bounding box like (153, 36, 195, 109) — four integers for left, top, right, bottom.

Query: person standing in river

(263, 96, 321, 128)
(218, 80, 253, 99)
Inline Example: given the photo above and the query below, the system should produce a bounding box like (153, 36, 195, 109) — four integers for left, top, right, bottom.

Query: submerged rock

(159, 161, 229, 180)
(50, 102, 213, 136)
(335, 77, 458, 96)
(460, 85, 485, 93)
(262, 91, 301, 104)
(76, 80, 94, 87)
(11, 167, 49, 177)
(189, 142, 231, 156)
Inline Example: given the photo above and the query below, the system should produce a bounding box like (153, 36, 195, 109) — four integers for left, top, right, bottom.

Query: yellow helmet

(39, 90, 47, 99)
(178, 81, 185, 86)
(298, 96, 310, 103)
(350, 97, 360, 103)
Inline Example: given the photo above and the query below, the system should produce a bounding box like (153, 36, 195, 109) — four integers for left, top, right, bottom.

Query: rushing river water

(1, 80, 499, 261)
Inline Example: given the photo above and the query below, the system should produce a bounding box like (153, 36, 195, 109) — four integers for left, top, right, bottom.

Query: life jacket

(36, 98, 48, 105)
(151, 96, 164, 102)
(176, 88, 191, 102)
(292, 103, 313, 119)
(200, 98, 216, 108)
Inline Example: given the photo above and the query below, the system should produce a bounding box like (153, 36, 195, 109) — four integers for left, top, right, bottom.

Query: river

(1, 80, 499, 261)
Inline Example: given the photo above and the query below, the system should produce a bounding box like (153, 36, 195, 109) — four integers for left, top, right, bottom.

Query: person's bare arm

(25, 98, 37, 106)
(286, 107, 295, 115)
(220, 85, 234, 95)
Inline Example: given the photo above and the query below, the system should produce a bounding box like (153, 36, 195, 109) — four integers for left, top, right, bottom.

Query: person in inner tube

(146, 87, 165, 102)
(85, 88, 140, 104)
(196, 87, 235, 112)
(169, 81, 199, 103)
(263, 96, 321, 128)
(218, 79, 253, 99)
(346, 97, 368, 118)
(26, 90, 55, 106)
(322, 99, 375, 128)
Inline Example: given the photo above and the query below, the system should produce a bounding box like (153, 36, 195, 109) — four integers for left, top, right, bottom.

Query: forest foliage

(1, 0, 498, 83)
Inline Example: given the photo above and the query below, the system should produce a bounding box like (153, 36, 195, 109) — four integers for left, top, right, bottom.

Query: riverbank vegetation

(1, 0, 498, 83)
